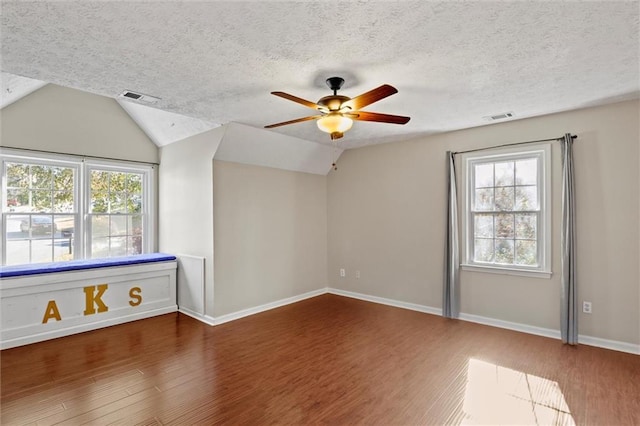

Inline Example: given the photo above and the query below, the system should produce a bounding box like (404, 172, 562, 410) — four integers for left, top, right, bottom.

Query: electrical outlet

(583, 301, 592, 314)
(356, 270, 361, 279)
(340, 268, 346, 278)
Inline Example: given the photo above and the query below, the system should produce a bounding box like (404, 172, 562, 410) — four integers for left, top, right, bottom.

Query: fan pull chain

(332, 141, 338, 171)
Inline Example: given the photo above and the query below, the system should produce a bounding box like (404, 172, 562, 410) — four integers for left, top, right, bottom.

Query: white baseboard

(459, 312, 640, 354)
(180, 286, 640, 355)
(577, 334, 640, 355)
(178, 307, 216, 326)
(327, 288, 639, 355)
(458, 312, 561, 340)
(211, 288, 327, 326)
(327, 288, 442, 316)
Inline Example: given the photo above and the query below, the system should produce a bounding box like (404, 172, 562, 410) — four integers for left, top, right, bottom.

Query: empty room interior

(1, 1, 639, 425)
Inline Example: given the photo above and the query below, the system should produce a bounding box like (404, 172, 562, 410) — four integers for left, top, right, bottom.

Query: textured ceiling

(1, 1, 638, 149)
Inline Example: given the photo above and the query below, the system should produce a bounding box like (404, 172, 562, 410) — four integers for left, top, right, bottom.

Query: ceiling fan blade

(341, 84, 398, 110)
(271, 91, 322, 110)
(264, 115, 320, 128)
(351, 111, 411, 125)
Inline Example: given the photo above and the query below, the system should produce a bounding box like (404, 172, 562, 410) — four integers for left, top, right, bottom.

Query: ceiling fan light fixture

(265, 78, 409, 142)
(317, 113, 353, 135)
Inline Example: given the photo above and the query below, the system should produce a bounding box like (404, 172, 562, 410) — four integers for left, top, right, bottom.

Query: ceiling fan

(265, 77, 410, 141)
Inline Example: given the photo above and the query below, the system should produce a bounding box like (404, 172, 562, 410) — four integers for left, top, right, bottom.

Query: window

(462, 144, 551, 277)
(87, 168, 145, 258)
(3, 160, 79, 264)
(1, 150, 154, 265)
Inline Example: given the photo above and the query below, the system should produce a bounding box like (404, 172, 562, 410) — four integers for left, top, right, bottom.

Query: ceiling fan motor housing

(326, 77, 345, 94)
(318, 95, 350, 111)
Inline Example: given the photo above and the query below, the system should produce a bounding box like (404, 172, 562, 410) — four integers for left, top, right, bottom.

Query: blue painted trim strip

(0, 253, 177, 278)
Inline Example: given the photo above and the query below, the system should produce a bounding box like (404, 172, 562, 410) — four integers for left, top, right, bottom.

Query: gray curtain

(443, 151, 460, 318)
(560, 133, 578, 344)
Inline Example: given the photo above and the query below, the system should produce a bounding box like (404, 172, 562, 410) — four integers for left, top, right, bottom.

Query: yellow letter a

(42, 300, 62, 323)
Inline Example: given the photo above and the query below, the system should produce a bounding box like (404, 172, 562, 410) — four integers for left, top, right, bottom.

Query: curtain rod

(0, 146, 159, 166)
(452, 134, 577, 155)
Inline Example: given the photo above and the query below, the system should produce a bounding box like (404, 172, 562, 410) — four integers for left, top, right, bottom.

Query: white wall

(0, 84, 158, 164)
(158, 127, 226, 318)
(328, 100, 639, 346)
(212, 160, 328, 317)
(215, 122, 341, 175)
(160, 124, 329, 319)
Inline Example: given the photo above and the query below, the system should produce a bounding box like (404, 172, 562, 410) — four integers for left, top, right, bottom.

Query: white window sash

(84, 161, 154, 256)
(461, 143, 551, 276)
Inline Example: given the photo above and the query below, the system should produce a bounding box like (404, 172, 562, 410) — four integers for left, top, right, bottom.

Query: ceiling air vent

(119, 90, 161, 104)
(484, 112, 514, 121)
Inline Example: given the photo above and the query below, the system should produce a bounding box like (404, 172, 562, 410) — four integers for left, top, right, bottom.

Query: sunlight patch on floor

(460, 358, 575, 425)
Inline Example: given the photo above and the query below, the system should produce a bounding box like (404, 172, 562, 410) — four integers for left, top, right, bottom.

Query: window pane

(495, 162, 514, 186)
(54, 215, 76, 238)
(111, 215, 127, 236)
(52, 167, 74, 190)
(495, 187, 514, 211)
(109, 192, 127, 213)
(91, 215, 111, 238)
(31, 190, 52, 212)
(495, 239, 514, 264)
(6, 214, 28, 240)
(7, 163, 29, 188)
(127, 235, 143, 255)
(91, 170, 110, 193)
(127, 194, 142, 213)
(126, 173, 143, 194)
(91, 192, 109, 213)
(53, 191, 74, 213)
(474, 214, 494, 238)
(474, 164, 493, 188)
(110, 172, 127, 192)
(31, 165, 52, 188)
(474, 188, 494, 211)
(495, 214, 514, 238)
(515, 214, 537, 239)
(5, 240, 30, 265)
(130, 214, 143, 231)
(53, 237, 74, 262)
(515, 186, 538, 210)
(30, 237, 55, 263)
(516, 159, 537, 185)
(91, 237, 110, 258)
(110, 237, 127, 256)
(6, 189, 27, 210)
(474, 239, 494, 262)
(515, 240, 537, 266)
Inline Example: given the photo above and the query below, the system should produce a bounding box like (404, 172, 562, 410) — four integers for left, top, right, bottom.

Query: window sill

(461, 264, 552, 279)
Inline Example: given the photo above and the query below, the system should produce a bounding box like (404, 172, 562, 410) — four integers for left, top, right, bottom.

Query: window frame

(84, 160, 154, 258)
(461, 143, 552, 278)
(1, 148, 155, 265)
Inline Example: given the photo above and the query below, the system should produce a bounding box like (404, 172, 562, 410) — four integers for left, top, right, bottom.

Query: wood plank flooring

(1, 294, 639, 425)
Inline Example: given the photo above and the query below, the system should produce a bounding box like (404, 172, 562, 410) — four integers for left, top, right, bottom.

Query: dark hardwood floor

(1, 294, 639, 425)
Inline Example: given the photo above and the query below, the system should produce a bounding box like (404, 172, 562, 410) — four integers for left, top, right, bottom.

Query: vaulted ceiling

(1, 1, 638, 149)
